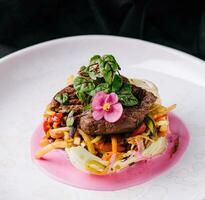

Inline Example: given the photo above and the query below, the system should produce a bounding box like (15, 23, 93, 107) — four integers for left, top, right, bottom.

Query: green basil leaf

(74, 55, 122, 102)
(88, 90, 96, 96)
(102, 55, 116, 63)
(76, 92, 91, 103)
(95, 83, 110, 93)
(54, 94, 63, 104)
(88, 71, 97, 80)
(88, 64, 103, 80)
(118, 94, 138, 106)
(82, 104, 92, 111)
(102, 55, 120, 71)
(78, 66, 89, 77)
(73, 76, 95, 101)
(110, 61, 119, 72)
(118, 82, 132, 94)
(62, 93, 69, 105)
(98, 55, 121, 84)
(90, 55, 103, 65)
(73, 76, 94, 92)
(100, 62, 113, 84)
(54, 93, 69, 105)
(111, 74, 122, 92)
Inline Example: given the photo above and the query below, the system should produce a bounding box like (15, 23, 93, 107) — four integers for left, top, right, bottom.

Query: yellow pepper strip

(111, 136, 118, 154)
(85, 165, 103, 175)
(127, 135, 155, 145)
(63, 131, 69, 141)
(50, 131, 64, 139)
(154, 104, 176, 120)
(85, 160, 107, 175)
(35, 141, 67, 159)
(91, 135, 102, 143)
(149, 104, 162, 112)
(78, 129, 96, 155)
(39, 136, 50, 147)
(67, 75, 75, 85)
(50, 127, 69, 134)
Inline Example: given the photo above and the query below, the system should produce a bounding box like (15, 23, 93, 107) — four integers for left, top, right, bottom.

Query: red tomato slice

(43, 120, 50, 132)
(131, 123, 146, 136)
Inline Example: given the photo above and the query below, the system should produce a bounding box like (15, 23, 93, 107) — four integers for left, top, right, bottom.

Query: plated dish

(35, 54, 177, 175)
(2, 35, 203, 198)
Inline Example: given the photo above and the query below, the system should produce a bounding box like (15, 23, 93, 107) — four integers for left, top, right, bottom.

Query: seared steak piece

(49, 85, 83, 114)
(79, 85, 156, 135)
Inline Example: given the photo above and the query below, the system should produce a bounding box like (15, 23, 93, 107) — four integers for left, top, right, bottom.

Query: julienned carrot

(91, 135, 102, 143)
(95, 142, 125, 152)
(102, 152, 113, 161)
(78, 129, 96, 155)
(159, 131, 167, 137)
(111, 136, 118, 154)
(35, 141, 67, 159)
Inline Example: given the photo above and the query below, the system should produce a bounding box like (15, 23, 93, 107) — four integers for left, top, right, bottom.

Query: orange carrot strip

(111, 136, 118, 154)
(102, 152, 113, 161)
(159, 131, 167, 137)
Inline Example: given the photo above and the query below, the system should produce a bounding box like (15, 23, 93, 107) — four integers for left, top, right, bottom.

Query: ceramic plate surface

(0, 35, 205, 200)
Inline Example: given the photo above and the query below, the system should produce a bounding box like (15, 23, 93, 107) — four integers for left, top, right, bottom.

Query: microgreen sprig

(73, 55, 138, 106)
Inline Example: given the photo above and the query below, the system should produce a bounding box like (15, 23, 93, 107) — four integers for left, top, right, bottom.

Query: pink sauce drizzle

(31, 113, 190, 191)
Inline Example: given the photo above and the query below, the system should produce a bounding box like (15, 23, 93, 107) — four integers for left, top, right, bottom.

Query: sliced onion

(129, 78, 161, 104)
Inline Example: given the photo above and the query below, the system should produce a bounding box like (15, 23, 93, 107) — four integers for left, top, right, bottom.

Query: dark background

(0, 0, 205, 60)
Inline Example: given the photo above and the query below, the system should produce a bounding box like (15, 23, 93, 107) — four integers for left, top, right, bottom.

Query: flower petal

(92, 110, 104, 120)
(105, 93, 119, 105)
(104, 103, 123, 123)
(92, 91, 107, 111)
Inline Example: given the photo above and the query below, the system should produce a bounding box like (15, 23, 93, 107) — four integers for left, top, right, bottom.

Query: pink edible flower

(92, 91, 123, 123)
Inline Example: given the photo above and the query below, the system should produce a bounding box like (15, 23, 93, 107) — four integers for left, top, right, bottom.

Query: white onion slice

(65, 137, 167, 175)
(129, 78, 161, 104)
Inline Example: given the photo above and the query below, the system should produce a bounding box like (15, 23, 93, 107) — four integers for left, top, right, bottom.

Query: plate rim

(0, 35, 204, 66)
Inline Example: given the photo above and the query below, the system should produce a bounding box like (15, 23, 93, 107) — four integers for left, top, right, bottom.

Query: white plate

(0, 35, 205, 200)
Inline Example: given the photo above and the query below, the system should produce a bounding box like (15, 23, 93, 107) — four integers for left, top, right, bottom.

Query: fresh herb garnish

(117, 83, 138, 106)
(95, 83, 110, 93)
(99, 55, 120, 84)
(118, 94, 138, 106)
(54, 93, 69, 105)
(82, 104, 92, 111)
(73, 76, 95, 102)
(111, 74, 122, 92)
(118, 82, 132, 94)
(73, 55, 138, 106)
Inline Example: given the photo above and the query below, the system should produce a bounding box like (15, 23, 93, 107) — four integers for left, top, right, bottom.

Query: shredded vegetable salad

(35, 55, 176, 175)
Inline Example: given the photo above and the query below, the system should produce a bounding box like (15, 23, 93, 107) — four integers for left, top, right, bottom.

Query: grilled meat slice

(79, 85, 156, 135)
(49, 85, 83, 114)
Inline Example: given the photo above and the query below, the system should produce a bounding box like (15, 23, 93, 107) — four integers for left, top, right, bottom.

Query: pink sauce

(31, 113, 190, 191)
